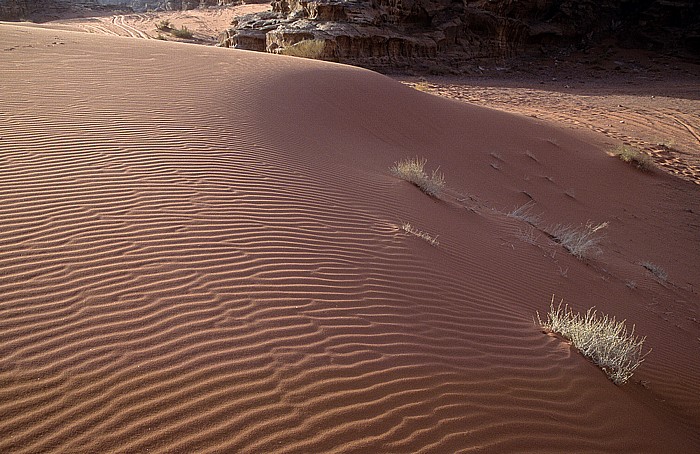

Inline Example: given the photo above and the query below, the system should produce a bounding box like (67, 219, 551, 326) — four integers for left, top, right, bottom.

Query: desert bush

(640, 261, 668, 281)
(507, 201, 541, 225)
(549, 221, 608, 259)
(171, 26, 193, 39)
(413, 80, 430, 92)
(537, 298, 650, 385)
(390, 157, 445, 197)
(613, 145, 654, 171)
(155, 33, 167, 41)
(156, 19, 172, 31)
(279, 39, 326, 59)
(401, 222, 439, 246)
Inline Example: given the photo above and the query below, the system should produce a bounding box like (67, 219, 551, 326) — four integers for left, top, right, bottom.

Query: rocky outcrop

(116, 0, 199, 11)
(0, 0, 238, 17)
(220, 0, 465, 70)
(142, 0, 240, 11)
(0, 0, 100, 21)
(0, 0, 122, 21)
(220, 0, 700, 71)
(0, 0, 31, 20)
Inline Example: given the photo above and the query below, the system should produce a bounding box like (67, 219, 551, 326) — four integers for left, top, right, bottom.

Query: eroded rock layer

(220, 0, 700, 71)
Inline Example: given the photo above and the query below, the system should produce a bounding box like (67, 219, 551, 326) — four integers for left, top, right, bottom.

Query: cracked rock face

(219, 0, 700, 71)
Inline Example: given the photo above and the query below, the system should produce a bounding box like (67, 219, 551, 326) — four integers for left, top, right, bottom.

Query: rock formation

(0, 0, 31, 19)
(151, 0, 241, 11)
(0, 0, 238, 18)
(0, 0, 121, 21)
(220, 0, 700, 71)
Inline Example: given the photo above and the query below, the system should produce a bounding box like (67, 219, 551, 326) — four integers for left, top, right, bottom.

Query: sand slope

(400, 77, 700, 185)
(1, 24, 699, 453)
(28, 5, 270, 44)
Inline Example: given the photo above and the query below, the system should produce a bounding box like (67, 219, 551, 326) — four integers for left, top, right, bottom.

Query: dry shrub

(390, 157, 445, 197)
(549, 221, 608, 259)
(507, 201, 541, 226)
(537, 297, 650, 385)
(171, 26, 193, 39)
(401, 222, 439, 246)
(413, 81, 430, 92)
(640, 261, 668, 281)
(516, 225, 540, 245)
(613, 146, 654, 171)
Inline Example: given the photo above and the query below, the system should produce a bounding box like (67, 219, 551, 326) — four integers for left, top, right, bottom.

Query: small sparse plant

(413, 80, 430, 92)
(507, 201, 541, 225)
(390, 156, 445, 197)
(171, 25, 193, 39)
(549, 221, 608, 259)
(279, 39, 326, 59)
(640, 261, 668, 281)
(537, 297, 650, 385)
(401, 222, 439, 246)
(613, 145, 654, 171)
(155, 33, 167, 40)
(156, 19, 172, 31)
(516, 225, 540, 245)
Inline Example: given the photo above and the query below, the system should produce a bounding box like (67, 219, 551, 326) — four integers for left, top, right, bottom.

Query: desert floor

(1, 9, 699, 454)
(41, 4, 270, 44)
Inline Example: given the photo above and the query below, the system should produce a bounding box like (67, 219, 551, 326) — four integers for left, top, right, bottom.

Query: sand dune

(400, 77, 700, 185)
(47, 5, 269, 44)
(1, 23, 699, 453)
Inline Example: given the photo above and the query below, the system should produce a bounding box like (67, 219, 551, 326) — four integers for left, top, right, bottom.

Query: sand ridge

(1, 23, 699, 453)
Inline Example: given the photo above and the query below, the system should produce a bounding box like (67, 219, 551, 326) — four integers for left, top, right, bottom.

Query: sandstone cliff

(0, 0, 119, 21)
(220, 0, 700, 71)
(0, 0, 238, 18)
(148, 1, 246, 11)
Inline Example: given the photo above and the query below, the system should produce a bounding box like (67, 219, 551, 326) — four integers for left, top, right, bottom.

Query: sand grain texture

(1, 24, 699, 453)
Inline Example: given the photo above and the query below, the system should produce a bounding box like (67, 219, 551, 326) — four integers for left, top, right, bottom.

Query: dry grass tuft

(507, 201, 541, 225)
(413, 81, 430, 92)
(537, 297, 650, 385)
(549, 221, 608, 259)
(516, 225, 540, 245)
(279, 39, 326, 59)
(401, 222, 439, 246)
(391, 157, 445, 197)
(640, 261, 668, 281)
(171, 26, 193, 39)
(613, 146, 655, 171)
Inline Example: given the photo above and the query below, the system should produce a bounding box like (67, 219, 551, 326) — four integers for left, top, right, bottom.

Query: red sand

(46, 4, 270, 43)
(1, 23, 699, 453)
(399, 76, 700, 185)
